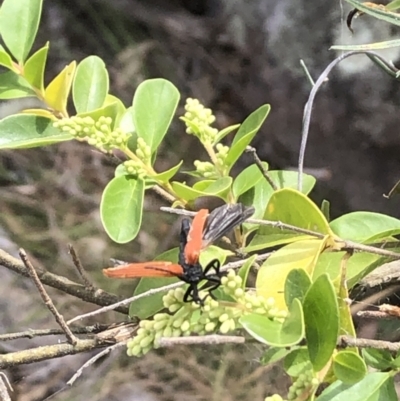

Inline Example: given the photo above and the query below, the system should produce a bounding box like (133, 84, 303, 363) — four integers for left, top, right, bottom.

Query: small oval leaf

(132, 79, 180, 153)
(303, 274, 339, 371)
(100, 175, 145, 243)
(333, 351, 367, 384)
(73, 55, 109, 113)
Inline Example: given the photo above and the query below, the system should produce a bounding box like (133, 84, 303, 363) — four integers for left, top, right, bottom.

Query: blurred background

(1, 0, 400, 399)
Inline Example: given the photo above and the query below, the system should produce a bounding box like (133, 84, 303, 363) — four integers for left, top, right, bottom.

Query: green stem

(122, 147, 187, 206)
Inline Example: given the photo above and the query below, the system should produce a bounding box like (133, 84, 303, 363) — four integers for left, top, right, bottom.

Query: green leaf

(77, 101, 122, 130)
(0, 115, 71, 149)
(119, 106, 136, 133)
(283, 348, 312, 377)
(261, 347, 295, 365)
(151, 160, 183, 183)
(240, 298, 304, 347)
(362, 348, 394, 370)
(212, 123, 240, 145)
(333, 351, 367, 385)
(0, 71, 36, 99)
(330, 212, 400, 243)
(225, 104, 270, 169)
(250, 170, 316, 220)
(23, 42, 49, 91)
(344, 0, 400, 27)
(387, 0, 400, 11)
(100, 175, 145, 243)
(132, 78, 180, 153)
(256, 238, 328, 309)
(44, 61, 76, 115)
(0, 0, 42, 62)
(317, 372, 396, 401)
(73, 56, 109, 113)
(0, 45, 14, 69)
(313, 252, 385, 289)
(303, 274, 339, 371)
(171, 177, 232, 202)
(104, 94, 126, 127)
(247, 188, 332, 252)
(238, 255, 257, 288)
(232, 162, 268, 199)
(284, 268, 312, 308)
(130, 247, 179, 319)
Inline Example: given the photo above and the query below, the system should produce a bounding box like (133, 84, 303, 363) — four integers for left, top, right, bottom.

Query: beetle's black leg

(183, 284, 194, 303)
(203, 259, 220, 276)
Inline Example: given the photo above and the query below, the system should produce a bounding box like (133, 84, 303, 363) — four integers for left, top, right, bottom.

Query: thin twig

(67, 253, 272, 324)
(0, 324, 109, 341)
(0, 373, 12, 401)
(161, 207, 400, 260)
(19, 249, 79, 346)
(0, 249, 128, 314)
(151, 184, 177, 204)
(245, 146, 278, 191)
(158, 335, 245, 347)
(45, 341, 128, 401)
(0, 339, 101, 369)
(339, 335, 400, 352)
(357, 310, 400, 320)
(68, 341, 127, 386)
(68, 244, 95, 289)
(299, 51, 395, 191)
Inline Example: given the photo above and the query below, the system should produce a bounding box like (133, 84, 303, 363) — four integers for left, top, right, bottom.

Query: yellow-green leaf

(256, 237, 329, 309)
(23, 42, 49, 92)
(44, 61, 76, 114)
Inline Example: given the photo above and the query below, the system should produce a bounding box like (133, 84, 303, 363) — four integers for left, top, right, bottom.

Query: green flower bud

(172, 317, 185, 328)
(154, 319, 168, 331)
(172, 328, 182, 337)
(219, 319, 234, 334)
(129, 344, 142, 357)
(139, 335, 154, 349)
(163, 326, 173, 337)
(168, 303, 183, 313)
(205, 322, 216, 332)
(219, 313, 230, 323)
(181, 320, 191, 332)
(311, 378, 319, 386)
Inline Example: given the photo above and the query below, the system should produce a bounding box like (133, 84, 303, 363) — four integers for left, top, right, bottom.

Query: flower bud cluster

(126, 269, 286, 358)
(193, 160, 217, 179)
(215, 143, 229, 168)
(193, 143, 230, 178)
(287, 370, 318, 400)
(54, 116, 130, 152)
(121, 138, 152, 178)
(182, 98, 218, 144)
